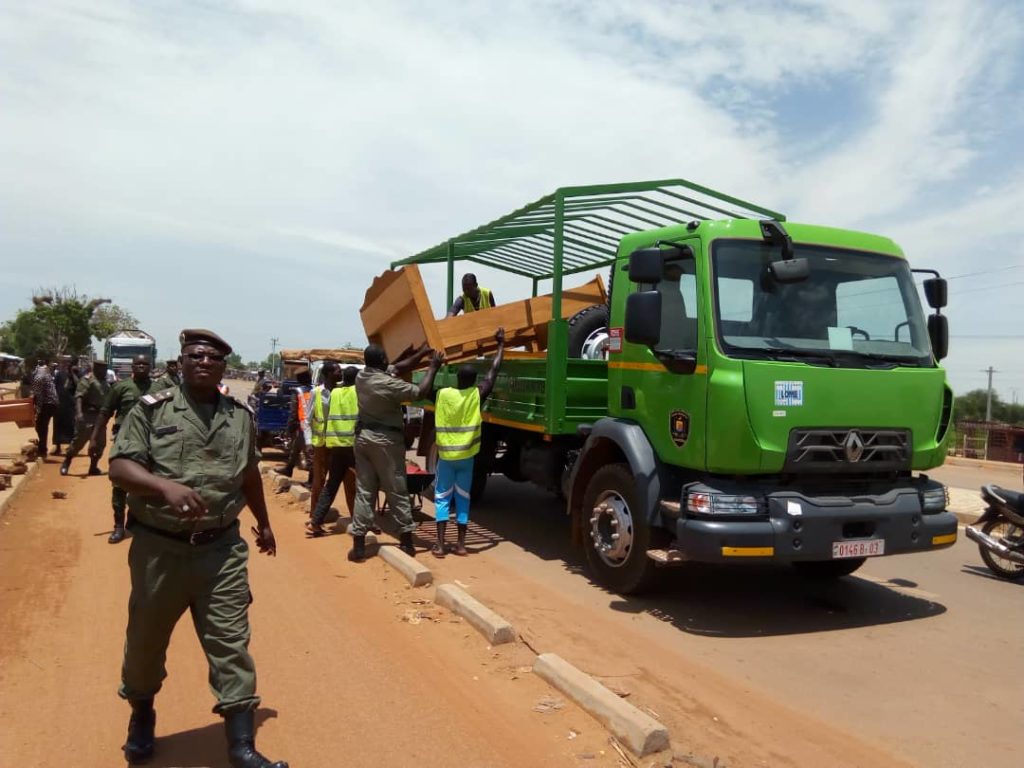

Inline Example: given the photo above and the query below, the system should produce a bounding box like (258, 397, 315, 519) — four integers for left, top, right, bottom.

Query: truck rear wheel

(581, 463, 660, 594)
(567, 304, 610, 359)
(792, 558, 866, 579)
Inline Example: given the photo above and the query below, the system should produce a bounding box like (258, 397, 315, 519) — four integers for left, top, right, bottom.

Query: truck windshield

(711, 240, 933, 367)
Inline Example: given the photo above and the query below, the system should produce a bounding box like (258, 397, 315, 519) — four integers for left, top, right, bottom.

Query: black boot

(59, 457, 71, 476)
(88, 456, 102, 476)
(347, 534, 366, 562)
(453, 523, 469, 556)
(431, 521, 447, 558)
(225, 710, 288, 768)
(399, 531, 416, 557)
(109, 509, 126, 543)
(123, 698, 155, 764)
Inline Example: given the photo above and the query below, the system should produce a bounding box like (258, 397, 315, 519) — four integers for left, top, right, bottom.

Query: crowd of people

(13, 272, 505, 767)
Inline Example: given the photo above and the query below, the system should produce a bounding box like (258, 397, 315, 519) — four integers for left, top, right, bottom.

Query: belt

(129, 518, 238, 546)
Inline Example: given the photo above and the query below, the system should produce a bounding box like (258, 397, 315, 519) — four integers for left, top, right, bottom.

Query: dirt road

(2, 395, 1019, 767)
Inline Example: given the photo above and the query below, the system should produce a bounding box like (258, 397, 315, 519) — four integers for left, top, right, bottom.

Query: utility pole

(270, 337, 279, 378)
(983, 366, 997, 422)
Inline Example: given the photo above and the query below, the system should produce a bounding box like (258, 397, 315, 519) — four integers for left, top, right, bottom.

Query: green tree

(954, 389, 1024, 425)
(90, 303, 140, 340)
(225, 352, 243, 368)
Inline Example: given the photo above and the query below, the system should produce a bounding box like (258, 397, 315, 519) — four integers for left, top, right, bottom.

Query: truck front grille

(784, 428, 911, 473)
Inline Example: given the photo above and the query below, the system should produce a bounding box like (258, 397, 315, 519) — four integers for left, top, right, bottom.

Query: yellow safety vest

(309, 387, 328, 448)
(462, 287, 493, 313)
(325, 385, 358, 448)
(435, 386, 482, 461)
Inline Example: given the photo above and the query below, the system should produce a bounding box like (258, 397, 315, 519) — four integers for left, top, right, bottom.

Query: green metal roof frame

(390, 178, 786, 284)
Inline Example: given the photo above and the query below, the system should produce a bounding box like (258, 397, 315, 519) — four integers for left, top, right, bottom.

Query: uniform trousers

(64, 412, 105, 459)
(434, 456, 474, 525)
(309, 446, 329, 515)
(120, 523, 259, 715)
(310, 446, 357, 526)
(349, 431, 415, 537)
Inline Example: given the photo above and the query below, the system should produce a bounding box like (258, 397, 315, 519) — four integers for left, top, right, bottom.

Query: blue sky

(1, 0, 1023, 400)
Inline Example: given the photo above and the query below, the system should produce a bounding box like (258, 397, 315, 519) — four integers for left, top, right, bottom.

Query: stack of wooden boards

(360, 265, 606, 365)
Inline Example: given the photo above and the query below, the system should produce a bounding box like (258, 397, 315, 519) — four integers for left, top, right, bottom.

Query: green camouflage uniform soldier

(108, 329, 287, 768)
(60, 359, 110, 477)
(347, 343, 442, 562)
(151, 358, 182, 391)
(91, 354, 154, 544)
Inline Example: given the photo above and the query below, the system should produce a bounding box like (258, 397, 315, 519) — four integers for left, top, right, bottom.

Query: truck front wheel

(581, 463, 661, 594)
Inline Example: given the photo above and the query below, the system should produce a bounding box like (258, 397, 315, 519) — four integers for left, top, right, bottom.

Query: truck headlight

(921, 485, 949, 512)
(687, 492, 763, 516)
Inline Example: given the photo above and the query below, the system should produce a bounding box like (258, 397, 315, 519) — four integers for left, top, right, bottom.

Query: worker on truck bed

(431, 328, 505, 557)
(446, 273, 496, 316)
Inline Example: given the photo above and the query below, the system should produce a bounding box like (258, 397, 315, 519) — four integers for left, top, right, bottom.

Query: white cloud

(0, 0, 1022, 398)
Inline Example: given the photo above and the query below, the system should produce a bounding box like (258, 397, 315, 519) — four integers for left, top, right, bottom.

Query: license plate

(832, 539, 885, 559)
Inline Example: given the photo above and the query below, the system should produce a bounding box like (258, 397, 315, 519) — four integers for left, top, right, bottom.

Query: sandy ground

(1, 378, 1020, 768)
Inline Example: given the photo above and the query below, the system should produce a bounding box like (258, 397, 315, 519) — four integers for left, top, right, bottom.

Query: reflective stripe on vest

(462, 287, 493, 313)
(435, 386, 482, 460)
(325, 385, 358, 448)
(310, 387, 328, 447)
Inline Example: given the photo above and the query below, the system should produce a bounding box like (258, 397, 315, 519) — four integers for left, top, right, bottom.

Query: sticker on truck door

(774, 381, 804, 407)
(608, 327, 623, 353)
(669, 410, 690, 448)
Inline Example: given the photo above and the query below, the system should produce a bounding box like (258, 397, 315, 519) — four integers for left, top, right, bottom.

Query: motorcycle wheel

(978, 519, 1024, 580)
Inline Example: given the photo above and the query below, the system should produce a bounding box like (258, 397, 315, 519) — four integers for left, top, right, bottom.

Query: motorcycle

(965, 485, 1024, 580)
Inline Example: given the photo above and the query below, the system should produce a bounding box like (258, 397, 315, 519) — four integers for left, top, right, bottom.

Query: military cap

(179, 328, 232, 355)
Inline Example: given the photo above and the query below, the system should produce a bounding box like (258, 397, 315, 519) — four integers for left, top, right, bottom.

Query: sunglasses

(185, 352, 227, 363)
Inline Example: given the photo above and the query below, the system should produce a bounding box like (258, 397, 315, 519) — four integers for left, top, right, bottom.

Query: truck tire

(567, 304, 610, 359)
(792, 558, 866, 579)
(581, 463, 661, 594)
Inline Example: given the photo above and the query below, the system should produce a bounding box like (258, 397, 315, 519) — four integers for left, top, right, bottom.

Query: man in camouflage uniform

(108, 329, 286, 768)
(60, 359, 110, 477)
(91, 354, 154, 544)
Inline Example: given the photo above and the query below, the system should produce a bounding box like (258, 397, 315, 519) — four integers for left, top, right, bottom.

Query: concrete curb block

(289, 485, 310, 502)
(434, 584, 516, 645)
(0, 459, 41, 521)
(378, 546, 432, 587)
(533, 653, 669, 758)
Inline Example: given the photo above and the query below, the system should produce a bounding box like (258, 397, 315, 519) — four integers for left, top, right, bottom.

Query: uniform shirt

(110, 387, 258, 534)
(102, 377, 154, 426)
(151, 373, 181, 391)
(355, 368, 418, 433)
(75, 373, 111, 413)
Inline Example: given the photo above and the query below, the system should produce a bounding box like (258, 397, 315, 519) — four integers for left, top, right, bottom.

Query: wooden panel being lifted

(360, 265, 606, 365)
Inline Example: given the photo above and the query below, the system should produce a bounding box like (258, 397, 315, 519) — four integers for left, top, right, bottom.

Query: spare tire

(567, 304, 610, 359)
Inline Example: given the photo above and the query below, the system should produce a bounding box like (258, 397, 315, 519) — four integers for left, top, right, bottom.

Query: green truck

(396, 179, 958, 594)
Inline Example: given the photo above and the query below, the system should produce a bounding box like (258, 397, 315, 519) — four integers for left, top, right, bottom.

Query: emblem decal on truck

(669, 410, 690, 448)
(774, 380, 804, 407)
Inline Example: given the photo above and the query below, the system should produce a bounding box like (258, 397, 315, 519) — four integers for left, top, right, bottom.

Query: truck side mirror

(923, 277, 947, 309)
(768, 257, 810, 283)
(628, 248, 664, 283)
(928, 314, 948, 360)
(625, 291, 661, 346)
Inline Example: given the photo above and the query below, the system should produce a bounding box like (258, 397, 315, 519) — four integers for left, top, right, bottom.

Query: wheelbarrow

(375, 462, 434, 515)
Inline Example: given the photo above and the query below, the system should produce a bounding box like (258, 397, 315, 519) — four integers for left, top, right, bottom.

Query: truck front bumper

(673, 480, 959, 563)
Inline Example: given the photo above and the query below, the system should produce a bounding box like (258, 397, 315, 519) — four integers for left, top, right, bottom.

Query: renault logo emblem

(844, 431, 865, 463)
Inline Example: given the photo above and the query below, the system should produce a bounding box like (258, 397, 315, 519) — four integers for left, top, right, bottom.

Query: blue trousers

(434, 457, 474, 524)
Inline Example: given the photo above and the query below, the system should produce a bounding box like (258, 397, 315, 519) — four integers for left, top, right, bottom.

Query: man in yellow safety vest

(446, 273, 496, 317)
(431, 327, 505, 557)
(306, 366, 359, 536)
(303, 362, 341, 516)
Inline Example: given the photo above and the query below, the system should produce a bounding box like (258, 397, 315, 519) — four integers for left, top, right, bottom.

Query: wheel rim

(589, 490, 634, 567)
(580, 328, 609, 360)
(983, 521, 1024, 576)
